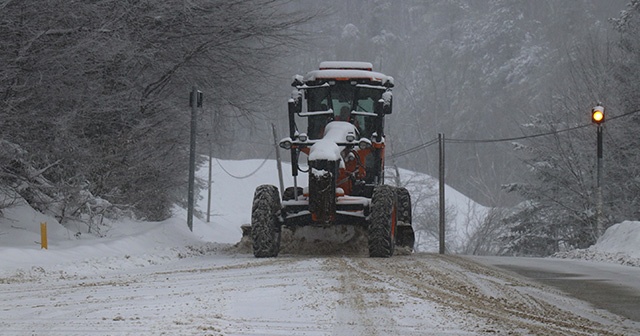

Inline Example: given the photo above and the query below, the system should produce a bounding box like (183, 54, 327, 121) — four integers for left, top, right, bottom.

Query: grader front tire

(251, 185, 282, 258)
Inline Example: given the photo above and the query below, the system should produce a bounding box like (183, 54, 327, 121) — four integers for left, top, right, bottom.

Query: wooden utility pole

(207, 149, 212, 223)
(438, 133, 445, 254)
(188, 87, 202, 232)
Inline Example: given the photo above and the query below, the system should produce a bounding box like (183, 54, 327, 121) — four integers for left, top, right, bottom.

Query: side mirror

(375, 99, 392, 115)
(382, 91, 392, 114)
(291, 74, 304, 87)
(289, 90, 302, 114)
(383, 103, 392, 115)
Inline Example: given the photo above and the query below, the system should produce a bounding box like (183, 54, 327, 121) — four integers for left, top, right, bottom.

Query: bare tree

(0, 0, 315, 222)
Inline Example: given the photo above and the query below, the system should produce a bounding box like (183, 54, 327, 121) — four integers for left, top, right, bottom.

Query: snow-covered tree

(502, 1, 640, 255)
(607, 0, 640, 221)
(0, 0, 312, 221)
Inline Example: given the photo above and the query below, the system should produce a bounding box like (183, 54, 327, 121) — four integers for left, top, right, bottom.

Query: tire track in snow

(327, 257, 387, 336)
(322, 256, 480, 335)
(349, 254, 637, 335)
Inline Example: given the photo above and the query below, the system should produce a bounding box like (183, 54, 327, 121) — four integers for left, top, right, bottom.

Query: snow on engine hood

(308, 121, 357, 163)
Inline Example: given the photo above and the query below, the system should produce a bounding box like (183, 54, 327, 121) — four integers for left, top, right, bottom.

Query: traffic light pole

(596, 125, 603, 237)
(597, 125, 603, 187)
(591, 104, 605, 238)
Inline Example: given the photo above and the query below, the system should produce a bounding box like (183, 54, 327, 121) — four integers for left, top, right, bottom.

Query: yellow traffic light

(592, 105, 605, 124)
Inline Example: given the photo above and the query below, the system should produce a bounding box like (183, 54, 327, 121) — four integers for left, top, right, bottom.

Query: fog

(2, 0, 636, 256)
(225, 0, 626, 206)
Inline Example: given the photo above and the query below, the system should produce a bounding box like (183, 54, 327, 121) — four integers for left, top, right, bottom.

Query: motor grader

(248, 61, 415, 257)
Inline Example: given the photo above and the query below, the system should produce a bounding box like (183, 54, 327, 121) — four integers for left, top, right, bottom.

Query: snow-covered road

(2, 248, 638, 336)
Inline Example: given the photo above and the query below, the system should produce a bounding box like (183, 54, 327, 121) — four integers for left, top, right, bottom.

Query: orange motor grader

(248, 61, 415, 257)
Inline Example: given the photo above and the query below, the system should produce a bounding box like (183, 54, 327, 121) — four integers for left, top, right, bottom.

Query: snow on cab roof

(305, 62, 394, 86)
(319, 61, 373, 70)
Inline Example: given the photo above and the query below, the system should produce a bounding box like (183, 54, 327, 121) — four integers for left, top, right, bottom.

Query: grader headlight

(346, 132, 356, 143)
(358, 138, 372, 150)
(279, 138, 292, 150)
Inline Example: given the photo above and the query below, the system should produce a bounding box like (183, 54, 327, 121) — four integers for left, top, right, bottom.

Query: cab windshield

(305, 82, 383, 139)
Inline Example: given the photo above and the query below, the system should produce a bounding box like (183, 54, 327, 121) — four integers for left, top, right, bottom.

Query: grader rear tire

(368, 185, 397, 258)
(395, 187, 415, 251)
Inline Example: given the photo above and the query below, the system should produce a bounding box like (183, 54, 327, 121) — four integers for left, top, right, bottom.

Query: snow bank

(0, 211, 229, 280)
(596, 221, 640, 258)
(553, 221, 640, 267)
(0, 198, 71, 247)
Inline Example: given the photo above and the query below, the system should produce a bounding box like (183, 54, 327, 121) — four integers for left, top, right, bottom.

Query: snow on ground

(0, 197, 222, 280)
(1, 159, 640, 335)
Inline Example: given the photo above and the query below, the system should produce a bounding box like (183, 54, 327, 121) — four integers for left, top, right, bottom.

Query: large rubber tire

(368, 185, 397, 258)
(395, 187, 415, 250)
(396, 187, 412, 224)
(251, 184, 281, 258)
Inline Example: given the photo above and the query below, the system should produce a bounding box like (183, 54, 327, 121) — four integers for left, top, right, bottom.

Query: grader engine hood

(308, 121, 357, 164)
(307, 121, 357, 224)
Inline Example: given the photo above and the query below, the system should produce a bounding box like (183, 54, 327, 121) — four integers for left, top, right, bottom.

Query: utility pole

(207, 146, 212, 223)
(188, 87, 202, 232)
(438, 133, 445, 254)
(207, 102, 216, 223)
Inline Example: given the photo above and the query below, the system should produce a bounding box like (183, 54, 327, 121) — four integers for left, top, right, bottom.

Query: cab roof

(304, 62, 394, 87)
(318, 61, 373, 70)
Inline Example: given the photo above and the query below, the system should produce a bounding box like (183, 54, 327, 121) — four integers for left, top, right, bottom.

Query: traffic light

(592, 105, 605, 124)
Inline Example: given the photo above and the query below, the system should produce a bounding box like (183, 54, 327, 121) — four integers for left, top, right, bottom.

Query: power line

(390, 108, 640, 159)
(606, 108, 640, 121)
(390, 138, 439, 159)
(448, 108, 640, 144)
(215, 148, 274, 179)
(445, 123, 590, 144)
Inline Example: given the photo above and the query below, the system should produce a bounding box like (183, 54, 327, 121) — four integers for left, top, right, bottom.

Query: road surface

(1, 249, 638, 335)
(469, 255, 640, 323)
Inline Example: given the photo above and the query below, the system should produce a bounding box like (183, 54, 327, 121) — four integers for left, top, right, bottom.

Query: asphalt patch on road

(500, 265, 640, 322)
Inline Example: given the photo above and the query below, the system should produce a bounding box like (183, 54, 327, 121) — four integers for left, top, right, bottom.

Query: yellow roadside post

(40, 222, 48, 249)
